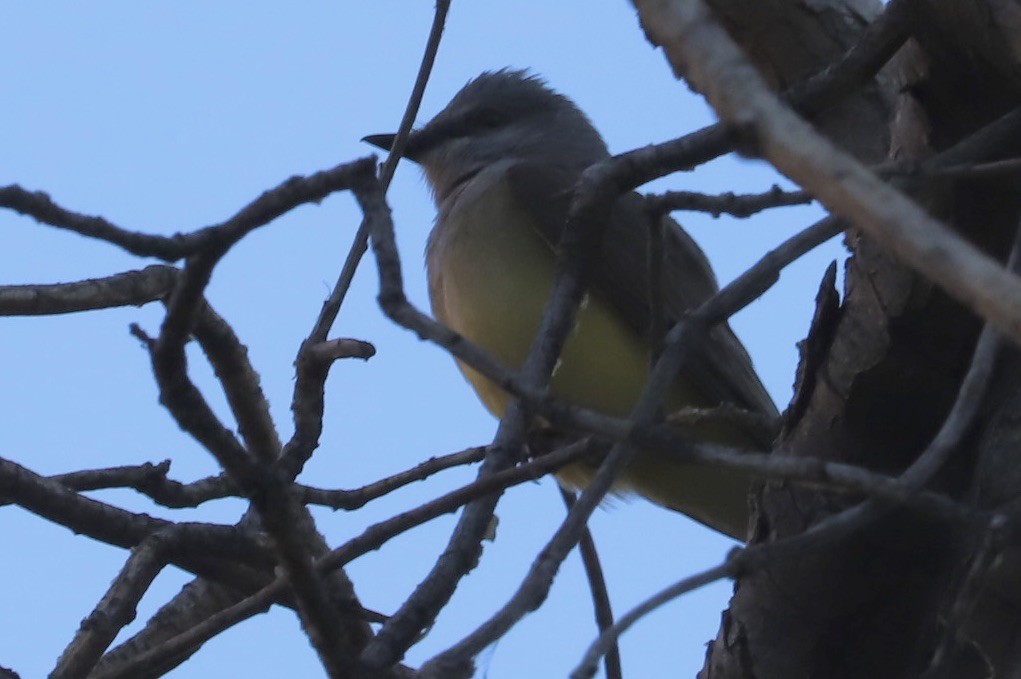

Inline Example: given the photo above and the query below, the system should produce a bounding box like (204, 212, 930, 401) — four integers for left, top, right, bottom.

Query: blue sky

(1, 2, 839, 677)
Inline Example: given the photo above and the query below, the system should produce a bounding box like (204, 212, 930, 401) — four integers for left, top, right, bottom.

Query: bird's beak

(362, 131, 427, 162)
(362, 133, 397, 153)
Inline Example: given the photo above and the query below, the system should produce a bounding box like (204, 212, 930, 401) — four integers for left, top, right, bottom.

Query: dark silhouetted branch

(646, 185, 812, 218)
(0, 265, 178, 316)
(560, 488, 622, 679)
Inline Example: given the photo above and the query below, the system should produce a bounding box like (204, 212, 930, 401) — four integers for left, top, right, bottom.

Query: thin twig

(572, 556, 740, 679)
(559, 488, 623, 679)
(304, 338, 376, 363)
(304, 0, 451, 346)
(0, 160, 373, 261)
(149, 282, 263, 489)
(0, 456, 272, 567)
(301, 446, 487, 510)
(280, 0, 448, 470)
(89, 440, 597, 679)
(36, 462, 237, 509)
(931, 157, 1021, 180)
(646, 186, 812, 218)
(27, 445, 485, 512)
(882, 157, 1021, 184)
(920, 109, 1021, 173)
(0, 185, 189, 260)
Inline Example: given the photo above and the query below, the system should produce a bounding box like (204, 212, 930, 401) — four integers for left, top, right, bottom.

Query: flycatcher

(365, 70, 777, 539)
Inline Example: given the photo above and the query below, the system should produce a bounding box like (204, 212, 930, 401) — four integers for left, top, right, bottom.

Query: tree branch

(88, 440, 596, 679)
(51, 524, 254, 679)
(633, 0, 1021, 346)
(1, 159, 374, 261)
(559, 488, 622, 679)
(191, 302, 281, 465)
(303, 0, 451, 347)
(646, 185, 812, 218)
(0, 265, 178, 316)
(0, 456, 271, 568)
(572, 556, 739, 679)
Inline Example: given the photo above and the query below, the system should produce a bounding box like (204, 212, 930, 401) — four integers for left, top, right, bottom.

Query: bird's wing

(506, 161, 779, 422)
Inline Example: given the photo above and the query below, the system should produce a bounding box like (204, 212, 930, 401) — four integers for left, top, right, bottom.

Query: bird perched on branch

(365, 69, 777, 540)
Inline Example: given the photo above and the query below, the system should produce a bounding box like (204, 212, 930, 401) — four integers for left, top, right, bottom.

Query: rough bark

(680, 1, 1021, 677)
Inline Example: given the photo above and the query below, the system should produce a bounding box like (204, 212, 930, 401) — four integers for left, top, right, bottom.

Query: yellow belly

(428, 178, 752, 538)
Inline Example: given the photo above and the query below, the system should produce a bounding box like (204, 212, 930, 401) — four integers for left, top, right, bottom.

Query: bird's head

(364, 69, 609, 202)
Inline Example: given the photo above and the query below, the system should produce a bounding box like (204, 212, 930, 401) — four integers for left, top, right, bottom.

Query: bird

(364, 69, 778, 540)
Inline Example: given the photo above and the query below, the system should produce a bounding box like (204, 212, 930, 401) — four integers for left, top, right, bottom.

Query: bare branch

(300, 446, 487, 511)
(51, 524, 252, 679)
(146, 296, 371, 670)
(646, 185, 812, 218)
(304, 0, 451, 346)
(570, 0, 911, 194)
(780, 0, 913, 117)
(666, 403, 779, 443)
(0, 186, 189, 260)
(282, 339, 347, 478)
(0, 456, 271, 567)
(144, 338, 356, 675)
(572, 555, 739, 679)
(135, 166, 383, 675)
(305, 338, 377, 363)
(559, 488, 622, 679)
(30, 462, 237, 509)
(1, 159, 373, 261)
(280, 337, 375, 479)
(919, 108, 1021, 173)
(145, 311, 261, 487)
(30, 445, 483, 523)
(89, 440, 596, 679)
(0, 265, 178, 316)
(633, 0, 1021, 346)
(191, 302, 281, 465)
(926, 157, 1021, 181)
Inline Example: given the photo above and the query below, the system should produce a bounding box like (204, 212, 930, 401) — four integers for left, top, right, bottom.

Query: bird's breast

(425, 171, 754, 539)
(426, 174, 698, 418)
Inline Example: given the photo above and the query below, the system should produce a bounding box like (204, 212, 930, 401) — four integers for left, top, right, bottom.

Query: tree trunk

(676, 1, 1021, 677)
